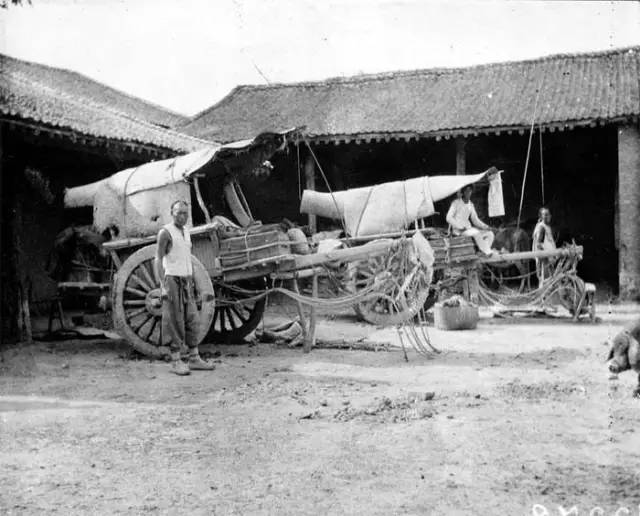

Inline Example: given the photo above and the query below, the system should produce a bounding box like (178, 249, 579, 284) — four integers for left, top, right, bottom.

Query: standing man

(155, 200, 214, 375)
(532, 207, 556, 284)
(446, 184, 495, 256)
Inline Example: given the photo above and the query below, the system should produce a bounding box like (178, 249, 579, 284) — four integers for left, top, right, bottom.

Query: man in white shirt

(155, 200, 215, 376)
(446, 185, 495, 256)
(532, 207, 556, 284)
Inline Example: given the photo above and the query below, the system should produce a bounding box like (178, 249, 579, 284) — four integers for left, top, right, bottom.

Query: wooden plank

(339, 227, 441, 243)
(58, 282, 111, 290)
(272, 268, 323, 280)
(480, 246, 583, 263)
(280, 240, 394, 271)
(104, 221, 222, 250)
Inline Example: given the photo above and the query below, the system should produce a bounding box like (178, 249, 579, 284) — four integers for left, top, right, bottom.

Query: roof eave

(304, 116, 640, 145)
(0, 117, 199, 157)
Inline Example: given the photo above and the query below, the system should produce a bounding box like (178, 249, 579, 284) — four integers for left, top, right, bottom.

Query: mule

(487, 225, 533, 292)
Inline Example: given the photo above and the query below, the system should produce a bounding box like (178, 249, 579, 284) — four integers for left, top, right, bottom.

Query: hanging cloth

(488, 171, 505, 218)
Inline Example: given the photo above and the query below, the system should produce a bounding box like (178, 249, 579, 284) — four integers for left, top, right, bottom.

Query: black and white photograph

(1, 0, 639, 513)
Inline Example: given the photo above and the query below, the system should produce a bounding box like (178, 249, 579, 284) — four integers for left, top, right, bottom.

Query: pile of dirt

(333, 392, 436, 423)
(499, 379, 589, 400)
(0, 348, 39, 377)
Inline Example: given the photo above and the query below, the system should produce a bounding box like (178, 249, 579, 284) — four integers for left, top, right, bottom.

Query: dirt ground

(1, 303, 640, 515)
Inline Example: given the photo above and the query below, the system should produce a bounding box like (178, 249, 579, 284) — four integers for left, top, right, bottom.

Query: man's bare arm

(155, 228, 171, 288)
(470, 204, 490, 230)
(533, 225, 545, 250)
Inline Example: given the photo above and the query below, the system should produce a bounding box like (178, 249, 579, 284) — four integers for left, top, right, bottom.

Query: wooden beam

(281, 239, 394, 272)
(304, 153, 317, 233)
(480, 246, 583, 264)
(455, 135, 466, 175)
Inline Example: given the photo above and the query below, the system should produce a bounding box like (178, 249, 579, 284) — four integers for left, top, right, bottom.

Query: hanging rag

(488, 171, 505, 218)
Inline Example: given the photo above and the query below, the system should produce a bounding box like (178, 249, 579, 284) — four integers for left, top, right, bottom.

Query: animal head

(606, 331, 640, 374)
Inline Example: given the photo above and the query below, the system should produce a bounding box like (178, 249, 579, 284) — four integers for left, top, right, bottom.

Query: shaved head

(170, 200, 189, 228)
(171, 200, 188, 213)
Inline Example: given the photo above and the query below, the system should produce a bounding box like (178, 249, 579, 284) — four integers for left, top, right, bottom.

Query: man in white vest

(446, 184, 495, 256)
(155, 200, 214, 375)
(532, 207, 556, 284)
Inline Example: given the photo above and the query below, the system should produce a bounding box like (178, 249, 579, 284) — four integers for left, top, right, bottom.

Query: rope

(517, 76, 545, 228)
(304, 139, 350, 242)
(353, 186, 374, 237)
(539, 126, 545, 206)
(296, 135, 302, 200)
(220, 237, 438, 357)
(475, 250, 586, 315)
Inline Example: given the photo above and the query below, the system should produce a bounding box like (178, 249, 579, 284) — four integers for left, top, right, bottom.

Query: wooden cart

(63, 130, 594, 357)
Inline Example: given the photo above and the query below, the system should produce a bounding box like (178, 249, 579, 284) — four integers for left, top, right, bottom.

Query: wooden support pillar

(617, 123, 640, 300)
(303, 272, 318, 353)
(11, 175, 32, 344)
(455, 136, 466, 175)
(304, 153, 317, 233)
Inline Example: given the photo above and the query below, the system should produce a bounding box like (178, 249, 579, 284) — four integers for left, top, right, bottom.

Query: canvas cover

(64, 130, 295, 237)
(300, 168, 499, 237)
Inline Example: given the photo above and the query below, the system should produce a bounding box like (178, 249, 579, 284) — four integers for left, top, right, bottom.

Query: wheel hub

(145, 288, 163, 317)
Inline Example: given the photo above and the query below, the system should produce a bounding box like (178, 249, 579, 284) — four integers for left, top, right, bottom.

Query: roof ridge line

(188, 85, 246, 125)
(0, 52, 188, 121)
(226, 44, 640, 93)
(4, 69, 213, 146)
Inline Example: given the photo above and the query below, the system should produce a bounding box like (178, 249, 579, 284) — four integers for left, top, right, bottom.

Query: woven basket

(434, 304, 479, 331)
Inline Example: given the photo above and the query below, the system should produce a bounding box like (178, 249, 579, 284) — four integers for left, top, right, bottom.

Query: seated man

(446, 184, 495, 256)
(532, 207, 556, 284)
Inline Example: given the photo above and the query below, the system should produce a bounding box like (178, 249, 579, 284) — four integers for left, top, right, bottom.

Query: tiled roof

(0, 53, 187, 128)
(182, 46, 640, 143)
(0, 54, 211, 153)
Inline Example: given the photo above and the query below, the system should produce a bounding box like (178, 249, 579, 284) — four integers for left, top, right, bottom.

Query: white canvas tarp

(64, 130, 295, 237)
(300, 168, 498, 236)
(64, 147, 218, 209)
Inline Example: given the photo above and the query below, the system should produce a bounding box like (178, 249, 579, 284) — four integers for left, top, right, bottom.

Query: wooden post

(12, 182, 32, 343)
(617, 123, 640, 299)
(303, 272, 318, 353)
(304, 153, 317, 233)
(291, 278, 308, 341)
(455, 136, 466, 175)
(468, 268, 480, 304)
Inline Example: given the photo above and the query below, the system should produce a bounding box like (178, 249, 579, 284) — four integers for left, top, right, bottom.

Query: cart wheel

(113, 244, 215, 358)
(350, 240, 433, 326)
(557, 274, 586, 317)
(205, 280, 266, 343)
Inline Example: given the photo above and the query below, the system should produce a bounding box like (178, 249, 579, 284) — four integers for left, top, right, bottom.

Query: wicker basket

(433, 304, 479, 331)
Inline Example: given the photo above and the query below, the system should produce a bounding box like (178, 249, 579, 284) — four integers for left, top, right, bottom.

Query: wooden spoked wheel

(556, 274, 588, 316)
(113, 244, 215, 358)
(205, 280, 267, 343)
(351, 240, 433, 326)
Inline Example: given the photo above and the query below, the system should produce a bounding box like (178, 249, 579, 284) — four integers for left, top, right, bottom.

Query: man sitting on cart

(156, 200, 215, 376)
(446, 184, 495, 256)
